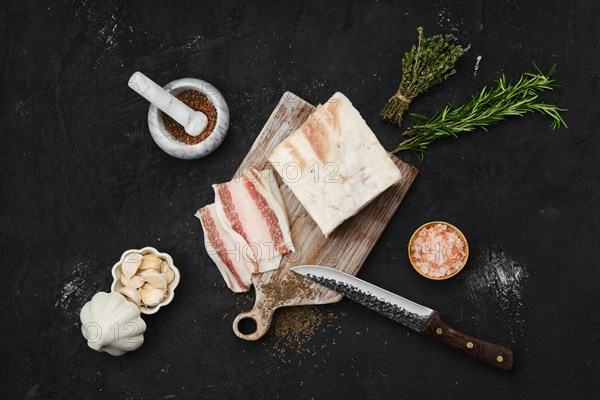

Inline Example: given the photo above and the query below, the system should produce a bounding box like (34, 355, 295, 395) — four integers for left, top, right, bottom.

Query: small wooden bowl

(407, 221, 469, 280)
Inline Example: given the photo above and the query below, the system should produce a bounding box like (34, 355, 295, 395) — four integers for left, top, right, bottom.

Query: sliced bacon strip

(251, 168, 286, 217)
(196, 204, 252, 293)
(213, 167, 294, 274)
(246, 168, 293, 249)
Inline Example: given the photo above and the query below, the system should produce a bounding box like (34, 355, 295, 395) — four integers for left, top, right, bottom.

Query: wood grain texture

(231, 92, 418, 340)
(422, 312, 514, 371)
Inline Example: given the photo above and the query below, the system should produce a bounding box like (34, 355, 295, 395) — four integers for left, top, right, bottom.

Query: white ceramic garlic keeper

(80, 292, 147, 356)
(146, 78, 229, 159)
(111, 247, 181, 315)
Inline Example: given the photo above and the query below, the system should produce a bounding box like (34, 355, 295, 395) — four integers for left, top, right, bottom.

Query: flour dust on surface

(473, 55, 482, 77)
(436, 4, 466, 35)
(55, 260, 103, 323)
(464, 243, 529, 344)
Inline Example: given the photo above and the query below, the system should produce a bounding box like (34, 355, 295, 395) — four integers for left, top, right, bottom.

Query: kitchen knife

(291, 265, 513, 371)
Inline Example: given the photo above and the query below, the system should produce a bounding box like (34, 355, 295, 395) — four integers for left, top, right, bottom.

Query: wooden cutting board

(231, 92, 418, 340)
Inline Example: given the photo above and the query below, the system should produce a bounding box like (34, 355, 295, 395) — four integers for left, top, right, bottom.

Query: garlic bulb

(79, 292, 146, 356)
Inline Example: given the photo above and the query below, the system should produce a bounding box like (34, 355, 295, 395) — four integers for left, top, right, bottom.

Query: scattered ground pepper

(162, 89, 217, 145)
(269, 306, 340, 366)
(258, 274, 313, 311)
(228, 275, 342, 366)
(260, 275, 340, 365)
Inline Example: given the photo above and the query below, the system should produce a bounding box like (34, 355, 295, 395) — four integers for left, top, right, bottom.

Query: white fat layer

(269, 92, 402, 237)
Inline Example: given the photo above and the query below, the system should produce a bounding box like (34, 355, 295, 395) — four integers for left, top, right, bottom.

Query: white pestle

(128, 71, 208, 136)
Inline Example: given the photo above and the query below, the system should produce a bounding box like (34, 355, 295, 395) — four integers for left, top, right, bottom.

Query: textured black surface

(1, 1, 599, 399)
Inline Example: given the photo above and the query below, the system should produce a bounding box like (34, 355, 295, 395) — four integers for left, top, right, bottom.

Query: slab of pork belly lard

(268, 92, 402, 237)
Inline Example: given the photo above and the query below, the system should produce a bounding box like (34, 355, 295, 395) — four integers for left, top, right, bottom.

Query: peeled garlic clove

(121, 252, 143, 278)
(129, 274, 144, 289)
(140, 271, 167, 290)
(121, 274, 132, 287)
(138, 254, 162, 270)
(162, 263, 175, 285)
(139, 283, 166, 307)
(121, 274, 144, 289)
(118, 286, 141, 307)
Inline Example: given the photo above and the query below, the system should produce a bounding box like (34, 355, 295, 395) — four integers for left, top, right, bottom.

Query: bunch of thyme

(392, 65, 567, 159)
(380, 26, 470, 126)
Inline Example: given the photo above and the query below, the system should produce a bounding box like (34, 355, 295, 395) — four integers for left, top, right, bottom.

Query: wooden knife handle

(422, 311, 514, 371)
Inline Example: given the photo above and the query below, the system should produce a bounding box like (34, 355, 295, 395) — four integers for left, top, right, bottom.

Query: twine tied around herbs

(393, 92, 413, 104)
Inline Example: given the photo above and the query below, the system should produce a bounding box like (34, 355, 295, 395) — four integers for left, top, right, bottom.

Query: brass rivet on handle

(466, 342, 474, 349)
(497, 355, 504, 363)
(436, 328, 443, 335)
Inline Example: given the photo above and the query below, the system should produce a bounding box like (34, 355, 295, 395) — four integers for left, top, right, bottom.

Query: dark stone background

(1, 1, 599, 399)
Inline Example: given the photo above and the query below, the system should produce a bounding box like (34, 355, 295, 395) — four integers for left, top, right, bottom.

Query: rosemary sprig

(392, 65, 567, 159)
(380, 26, 470, 126)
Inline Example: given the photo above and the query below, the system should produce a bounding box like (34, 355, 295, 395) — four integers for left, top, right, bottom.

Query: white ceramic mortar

(140, 77, 229, 159)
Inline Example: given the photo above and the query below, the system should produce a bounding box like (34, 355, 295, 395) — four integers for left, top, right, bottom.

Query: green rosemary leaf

(380, 27, 470, 126)
(392, 65, 568, 160)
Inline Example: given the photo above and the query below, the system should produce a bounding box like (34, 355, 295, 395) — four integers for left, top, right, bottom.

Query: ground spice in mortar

(162, 89, 217, 145)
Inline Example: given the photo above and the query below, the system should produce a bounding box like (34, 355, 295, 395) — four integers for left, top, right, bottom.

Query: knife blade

(292, 265, 513, 371)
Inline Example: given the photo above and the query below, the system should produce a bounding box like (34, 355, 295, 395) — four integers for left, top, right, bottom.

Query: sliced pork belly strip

(196, 204, 252, 293)
(213, 179, 284, 270)
(251, 168, 295, 254)
(213, 168, 294, 273)
(237, 168, 292, 272)
(255, 168, 287, 218)
(212, 182, 258, 269)
(245, 168, 294, 253)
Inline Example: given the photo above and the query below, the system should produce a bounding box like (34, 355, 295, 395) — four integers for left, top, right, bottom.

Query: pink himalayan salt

(410, 223, 467, 278)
